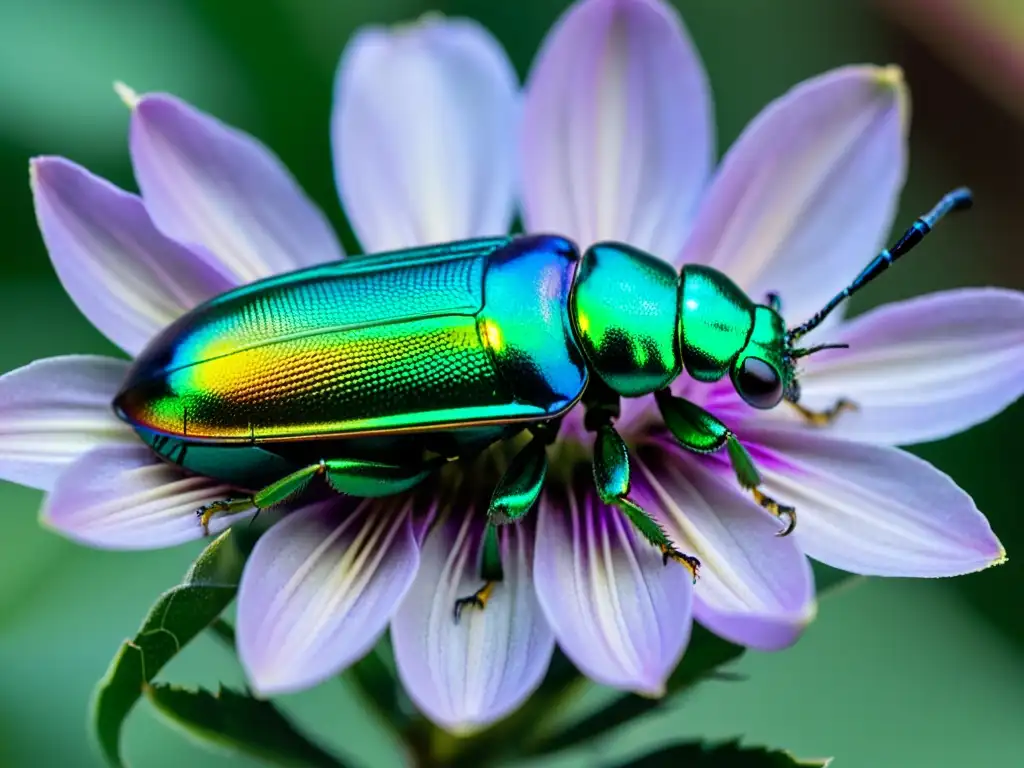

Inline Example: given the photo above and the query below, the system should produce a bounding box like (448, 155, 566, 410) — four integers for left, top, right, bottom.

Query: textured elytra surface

(116, 236, 587, 442)
(168, 251, 486, 371)
(164, 317, 504, 439)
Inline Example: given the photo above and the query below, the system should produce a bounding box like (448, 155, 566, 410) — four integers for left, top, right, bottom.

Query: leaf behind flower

(145, 684, 345, 767)
(617, 739, 831, 767)
(523, 624, 743, 758)
(523, 563, 858, 760)
(90, 529, 249, 767)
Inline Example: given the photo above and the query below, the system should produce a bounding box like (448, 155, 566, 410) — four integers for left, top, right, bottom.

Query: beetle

(114, 188, 972, 619)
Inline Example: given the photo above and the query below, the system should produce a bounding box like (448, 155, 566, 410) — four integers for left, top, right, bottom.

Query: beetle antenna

(790, 342, 850, 359)
(787, 187, 973, 342)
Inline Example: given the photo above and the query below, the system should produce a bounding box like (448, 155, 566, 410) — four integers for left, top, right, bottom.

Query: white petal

(392, 510, 553, 733)
(772, 288, 1024, 445)
(682, 65, 907, 321)
(634, 441, 816, 650)
(130, 93, 344, 283)
(334, 16, 518, 251)
(238, 498, 419, 695)
(30, 157, 235, 355)
(41, 443, 244, 550)
(521, 0, 712, 254)
(535, 478, 692, 695)
(0, 356, 135, 491)
(747, 426, 1005, 577)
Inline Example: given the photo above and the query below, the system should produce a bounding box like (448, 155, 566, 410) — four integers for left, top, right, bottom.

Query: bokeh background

(1, 0, 1023, 765)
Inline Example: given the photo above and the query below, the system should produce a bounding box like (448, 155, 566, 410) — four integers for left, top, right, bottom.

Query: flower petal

(0, 356, 136, 491)
(238, 497, 419, 695)
(333, 16, 518, 251)
(41, 443, 244, 549)
(129, 92, 343, 283)
(392, 510, 553, 733)
(746, 426, 1005, 577)
(682, 65, 907, 320)
(535, 476, 691, 695)
(30, 157, 235, 355)
(634, 442, 815, 650)
(767, 288, 1024, 445)
(521, 0, 712, 255)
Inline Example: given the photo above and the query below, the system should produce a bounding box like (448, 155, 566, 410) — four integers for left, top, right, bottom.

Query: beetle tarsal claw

(660, 545, 700, 583)
(195, 497, 254, 535)
(789, 397, 858, 426)
(452, 581, 496, 624)
(751, 488, 797, 536)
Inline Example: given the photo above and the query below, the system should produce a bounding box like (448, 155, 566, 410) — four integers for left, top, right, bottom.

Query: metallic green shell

(678, 265, 755, 382)
(734, 305, 790, 388)
(115, 236, 587, 444)
(571, 242, 682, 396)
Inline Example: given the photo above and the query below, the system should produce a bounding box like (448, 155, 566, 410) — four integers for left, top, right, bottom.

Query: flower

(1, 0, 1020, 734)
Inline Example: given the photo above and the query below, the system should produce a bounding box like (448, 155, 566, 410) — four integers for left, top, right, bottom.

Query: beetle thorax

(678, 265, 757, 383)
(570, 242, 682, 397)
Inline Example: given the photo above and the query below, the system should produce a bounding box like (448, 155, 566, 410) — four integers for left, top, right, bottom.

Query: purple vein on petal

(392, 504, 554, 733)
(534, 472, 692, 695)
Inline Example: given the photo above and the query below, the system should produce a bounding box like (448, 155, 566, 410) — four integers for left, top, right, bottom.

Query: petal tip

(29, 156, 94, 199)
(243, 670, 293, 699)
(447, 721, 484, 739)
(396, 9, 446, 32)
(28, 155, 66, 187)
(874, 64, 904, 89)
(871, 63, 910, 126)
(987, 544, 1008, 569)
(38, 497, 100, 549)
(634, 680, 667, 699)
(113, 81, 140, 109)
(240, 648, 320, 698)
(799, 599, 819, 628)
(962, 530, 1007, 575)
(37, 503, 58, 531)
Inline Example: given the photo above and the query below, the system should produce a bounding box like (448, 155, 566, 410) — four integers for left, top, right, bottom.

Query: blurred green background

(1, 0, 1023, 766)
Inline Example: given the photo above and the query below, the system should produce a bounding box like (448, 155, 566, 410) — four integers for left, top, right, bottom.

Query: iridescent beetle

(114, 188, 972, 618)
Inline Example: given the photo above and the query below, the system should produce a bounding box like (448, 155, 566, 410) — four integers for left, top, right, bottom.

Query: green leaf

(523, 624, 743, 758)
(91, 530, 249, 767)
(345, 634, 414, 733)
(617, 739, 831, 767)
(524, 566, 859, 759)
(146, 684, 346, 768)
(812, 560, 860, 595)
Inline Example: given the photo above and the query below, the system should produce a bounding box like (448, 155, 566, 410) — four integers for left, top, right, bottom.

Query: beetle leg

(591, 419, 700, 581)
(655, 389, 796, 537)
(322, 457, 439, 498)
(196, 497, 256, 535)
(453, 523, 504, 623)
(485, 435, 549, 525)
(788, 398, 858, 426)
(195, 462, 327, 533)
(453, 433, 553, 621)
(195, 458, 440, 535)
(584, 381, 700, 580)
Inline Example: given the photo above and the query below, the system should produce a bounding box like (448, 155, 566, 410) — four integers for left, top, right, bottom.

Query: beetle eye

(734, 357, 783, 409)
